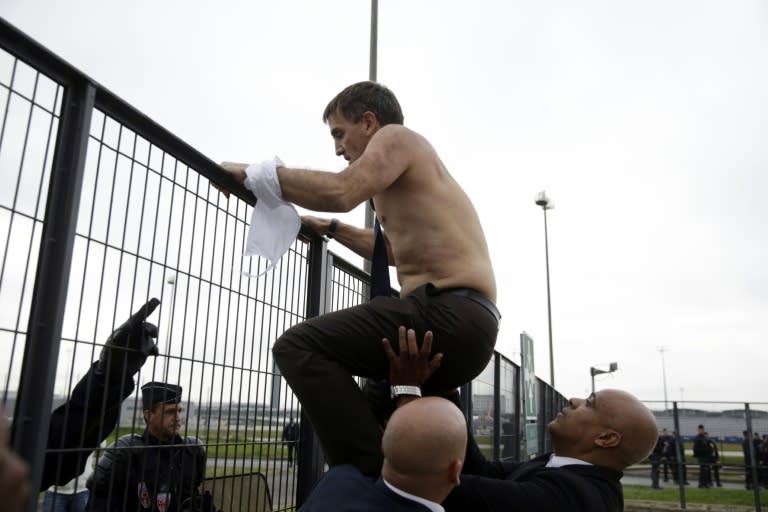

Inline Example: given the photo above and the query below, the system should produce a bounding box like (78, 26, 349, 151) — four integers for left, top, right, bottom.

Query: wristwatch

(390, 385, 422, 400)
(325, 218, 339, 239)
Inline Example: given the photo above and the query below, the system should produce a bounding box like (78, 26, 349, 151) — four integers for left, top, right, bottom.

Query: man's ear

(449, 459, 463, 486)
(594, 430, 621, 448)
(362, 111, 379, 133)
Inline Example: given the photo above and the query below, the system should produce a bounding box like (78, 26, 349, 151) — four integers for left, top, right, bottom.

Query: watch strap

(390, 385, 422, 400)
(326, 218, 339, 239)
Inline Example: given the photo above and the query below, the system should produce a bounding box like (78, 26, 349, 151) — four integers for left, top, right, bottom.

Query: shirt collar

(545, 453, 593, 468)
(382, 478, 444, 512)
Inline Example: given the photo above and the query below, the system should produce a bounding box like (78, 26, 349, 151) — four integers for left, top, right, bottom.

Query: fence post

(10, 79, 95, 511)
(672, 401, 687, 509)
(745, 403, 762, 512)
(460, 381, 473, 433)
(493, 353, 500, 460)
(294, 235, 330, 506)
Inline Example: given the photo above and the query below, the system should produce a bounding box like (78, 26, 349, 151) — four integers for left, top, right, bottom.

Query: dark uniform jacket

(299, 464, 433, 512)
(443, 453, 624, 512)
(87, 429, 206, 512)
(43, 363, 135, 490)
(692, 434, 709, 460)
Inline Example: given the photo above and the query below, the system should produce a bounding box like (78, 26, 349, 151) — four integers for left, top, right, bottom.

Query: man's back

(444, 454, 623, 512)
(373, 126, 496, 300)
(300, 465, 432, 512)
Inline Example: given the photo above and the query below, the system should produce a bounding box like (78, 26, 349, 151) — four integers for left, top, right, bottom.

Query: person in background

(283, 417, 300, 468)
(704, 432, 722, 487)
(692, 424, 711, 488)
(43, 450, 98, 512)
(0, 298, 161, 512)
(87, 382, 208, 512)
(742, 430, 755, 490)
(649, 431, 666, 489)
(659, 428, 672, 482)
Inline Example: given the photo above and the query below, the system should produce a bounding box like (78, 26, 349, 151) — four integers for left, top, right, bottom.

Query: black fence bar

(746, 403, 763, 512)
(295, 235, 328, 507)
(492, 353, 500, 460)
(0, 17, 248, 208)
(671, 401, 687, 509)
(11, 78, 95, 511)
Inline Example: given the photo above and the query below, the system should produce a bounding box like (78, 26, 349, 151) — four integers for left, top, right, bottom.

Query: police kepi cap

(141, 382, 182, 410)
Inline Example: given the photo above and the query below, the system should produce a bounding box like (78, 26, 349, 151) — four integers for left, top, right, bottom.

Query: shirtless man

(221, 81, 499, 475)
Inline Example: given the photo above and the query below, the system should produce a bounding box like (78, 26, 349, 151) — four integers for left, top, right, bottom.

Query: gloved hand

(96, 298, 160, 380)
(181, 490, 217, 512)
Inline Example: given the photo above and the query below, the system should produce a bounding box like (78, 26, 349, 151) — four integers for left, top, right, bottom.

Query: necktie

(369, 218, 391, 299)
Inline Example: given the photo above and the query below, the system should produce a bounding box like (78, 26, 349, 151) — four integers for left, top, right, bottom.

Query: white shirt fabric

(241, 157, 301, 276)
(46, 451, 97, 494)
(545, 453, 593, 468)
(383, 478, 445, 512)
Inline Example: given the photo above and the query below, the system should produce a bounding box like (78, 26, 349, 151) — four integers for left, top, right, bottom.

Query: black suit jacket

(444, 453, 624, 512)
(300, 464, 434, 512)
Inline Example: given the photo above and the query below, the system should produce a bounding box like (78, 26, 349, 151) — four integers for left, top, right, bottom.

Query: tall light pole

(163, 274, 176, 380)
(657, 346, 669, 410)
(363, 0, 379, 272)
(590, 362, 618, 394)
(535, 191, 555, 388)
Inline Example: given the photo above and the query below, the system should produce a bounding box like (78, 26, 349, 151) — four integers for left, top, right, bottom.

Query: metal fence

(0, 18, 567, 512)
(621, 401, 768, 510)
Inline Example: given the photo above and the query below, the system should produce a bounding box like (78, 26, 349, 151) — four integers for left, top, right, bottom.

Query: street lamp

(535, 191, 556, 388)
(657, 346, 669, 410)
(590, 362, 618, 394)
(163, 274, 176, 380)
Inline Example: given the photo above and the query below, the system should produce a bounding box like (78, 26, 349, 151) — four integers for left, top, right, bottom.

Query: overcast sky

(3, 0, 767, 404)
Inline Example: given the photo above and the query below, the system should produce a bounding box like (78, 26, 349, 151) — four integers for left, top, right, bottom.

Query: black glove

(181, 490, 217, 512)
(96, 298, 160, 381)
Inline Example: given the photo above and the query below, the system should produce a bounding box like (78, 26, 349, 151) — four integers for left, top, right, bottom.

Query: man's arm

(87, 437, 129, 510)
(302, 216, 397, 265)
(42, 364, 135, 490)
(222, 125, 413, 212)
(42, 299, 159, 490)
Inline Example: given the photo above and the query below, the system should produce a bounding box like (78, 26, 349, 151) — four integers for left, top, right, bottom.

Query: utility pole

(657, 346, 669, 410)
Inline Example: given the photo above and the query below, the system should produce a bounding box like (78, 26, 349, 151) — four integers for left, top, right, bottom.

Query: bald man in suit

(300, 395, 466, 511)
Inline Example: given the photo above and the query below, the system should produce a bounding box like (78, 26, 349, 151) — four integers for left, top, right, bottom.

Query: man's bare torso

(374, 128, 496, 301)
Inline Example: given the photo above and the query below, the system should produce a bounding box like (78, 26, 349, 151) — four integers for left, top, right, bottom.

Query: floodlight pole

(658, 346, 669, 410)
(535, 191, 555, 388)
(363, 0, 378, 272)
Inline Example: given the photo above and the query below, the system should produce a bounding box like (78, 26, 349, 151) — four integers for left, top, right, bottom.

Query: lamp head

(535, 191, 554, 209)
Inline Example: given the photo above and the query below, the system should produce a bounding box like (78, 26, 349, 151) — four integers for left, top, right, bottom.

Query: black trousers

(272, 284, 499, 475)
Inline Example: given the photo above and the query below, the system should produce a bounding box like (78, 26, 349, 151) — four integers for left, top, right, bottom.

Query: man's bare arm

(220, 125, 413, 212)
(302, 215, 396, 265)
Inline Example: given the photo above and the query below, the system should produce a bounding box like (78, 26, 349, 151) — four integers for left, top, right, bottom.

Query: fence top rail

(0, 16, 250, 205)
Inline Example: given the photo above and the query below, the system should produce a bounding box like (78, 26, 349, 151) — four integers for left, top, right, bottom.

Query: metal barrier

(621, 400, 768, 510)
(0, 18, 568, 511)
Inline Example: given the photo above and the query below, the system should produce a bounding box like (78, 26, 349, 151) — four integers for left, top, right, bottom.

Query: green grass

(99, 426, 293, 461)
(623, 485, 767, 507)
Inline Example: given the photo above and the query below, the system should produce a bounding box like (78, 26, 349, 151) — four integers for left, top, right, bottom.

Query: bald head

(549, 389, 657, 471)
(381, 397, 467, 503)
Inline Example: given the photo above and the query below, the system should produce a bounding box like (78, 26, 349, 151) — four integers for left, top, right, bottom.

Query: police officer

(87, 382, 206, 512)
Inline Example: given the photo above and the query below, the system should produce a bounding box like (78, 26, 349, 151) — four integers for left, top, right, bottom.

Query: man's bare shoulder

(371, 125, 432, 156)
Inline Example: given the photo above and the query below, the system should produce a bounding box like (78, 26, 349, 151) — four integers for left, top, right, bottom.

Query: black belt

(444, 288, 501, 324)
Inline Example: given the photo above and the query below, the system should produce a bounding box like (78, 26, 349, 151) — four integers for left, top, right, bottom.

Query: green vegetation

(623, 485, 767, 507)
(100, 426, 291, 461)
